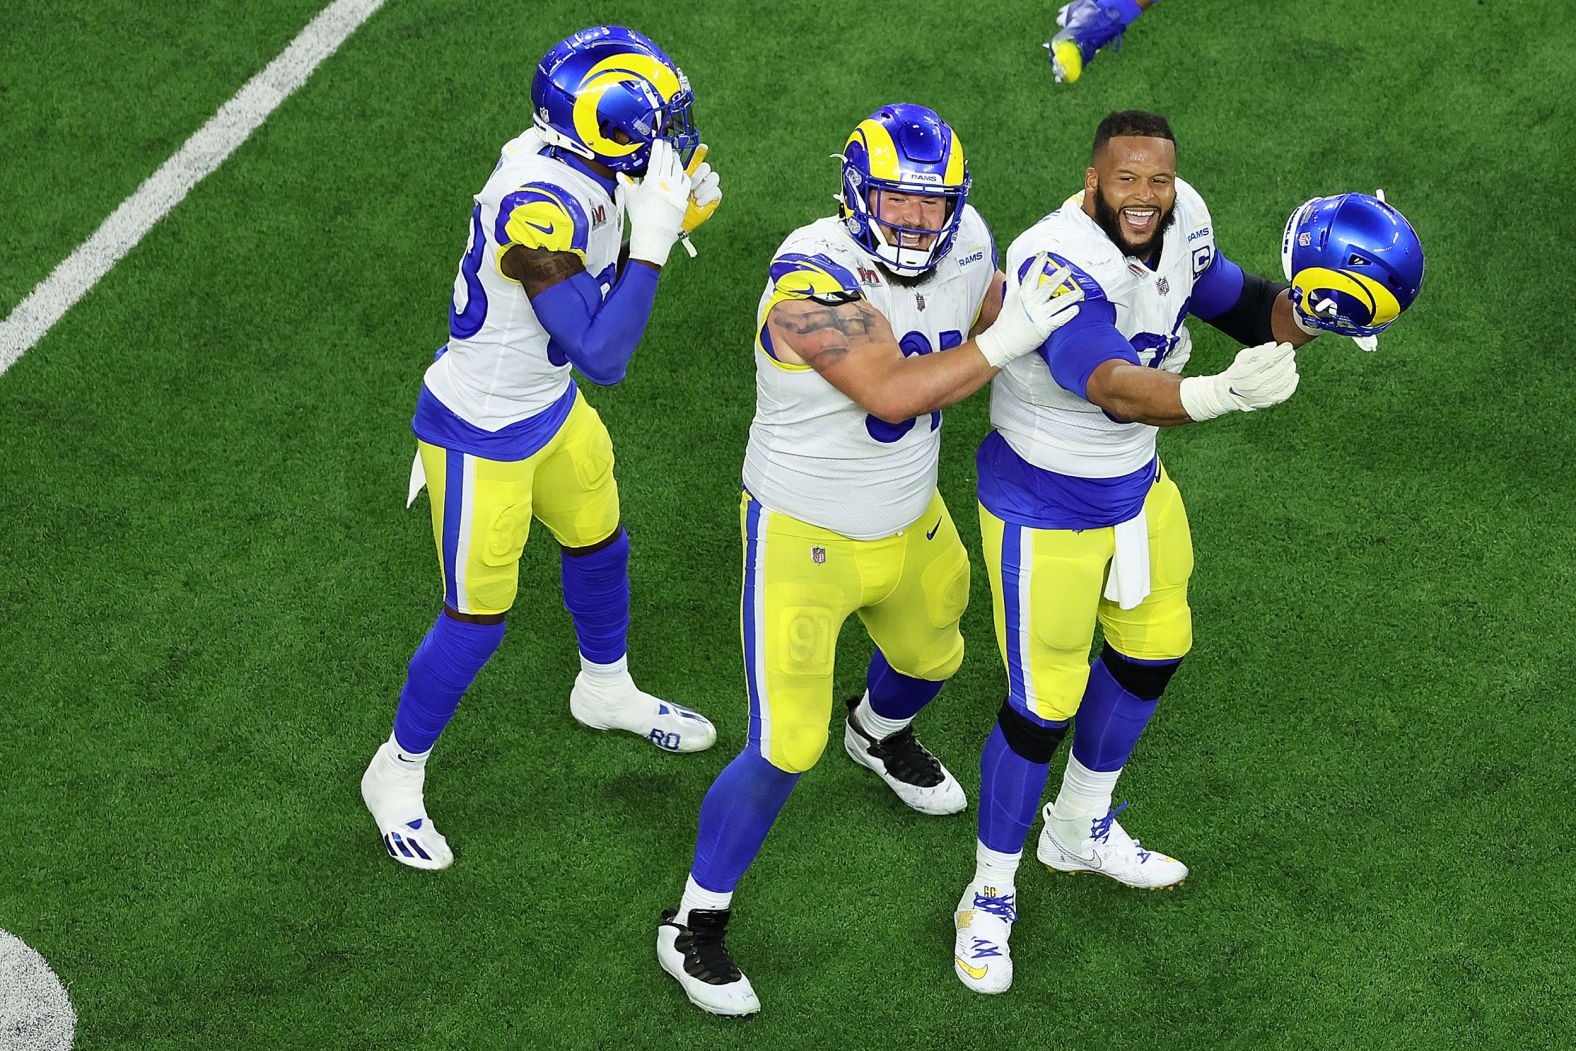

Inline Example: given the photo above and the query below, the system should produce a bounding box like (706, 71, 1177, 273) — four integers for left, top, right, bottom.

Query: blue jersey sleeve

(1015, 253, 1138, 399)
(530, 264, 660, 386)
(1187, 247, 1246, 320)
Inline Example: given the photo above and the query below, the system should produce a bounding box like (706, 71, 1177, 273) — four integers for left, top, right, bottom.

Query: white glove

(1178, 341, 1300, 421)
(687, 162, 722, 218)
(616, 138, 692, 268)
(974, 254, 1085, 369)
(676, 153, 722, 259)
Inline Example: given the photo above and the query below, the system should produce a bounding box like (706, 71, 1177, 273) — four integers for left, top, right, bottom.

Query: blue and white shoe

(361, 742, 454, 871)
(1047, 0, 1139, 84)
(1037, 801, 1187, 888)
(953, 882, 1017, 994)
(570, 671, 717, 753)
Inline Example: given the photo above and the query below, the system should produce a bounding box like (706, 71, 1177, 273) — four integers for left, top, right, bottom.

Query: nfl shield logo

(811, 546, 826, 564)
(1156, 277, 1169, 295)
(915, 294, 926, 311)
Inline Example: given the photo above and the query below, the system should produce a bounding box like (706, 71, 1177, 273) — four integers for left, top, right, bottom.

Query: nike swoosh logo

(525, 220, 554, 235)
(1228, 387, 1240, 397)
(955, 957, 988, 980)
(926, 518, 941, 540)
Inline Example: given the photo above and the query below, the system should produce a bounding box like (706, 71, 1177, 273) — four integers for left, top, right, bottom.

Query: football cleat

(1046, 0, 1136, 84)
(953, 882, 1017, 994)
(569, 671, 716, 752)
(657, 908, 761, 1016)
(1037, 802, 1187, 889)
(843, 697, 966, 815)
(360, 742, 454, 871)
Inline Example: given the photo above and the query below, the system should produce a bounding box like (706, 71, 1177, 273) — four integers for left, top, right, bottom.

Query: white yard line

(0, 929, 74, 1051)
(0, 0, 385, 376)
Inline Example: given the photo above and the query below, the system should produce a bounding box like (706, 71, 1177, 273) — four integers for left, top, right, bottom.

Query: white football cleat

(953, 881, 1016, 994)
(360, 742, 453, 871)
(570, 671, 716, 752)
(657, 908, 761, 1016)
(1037, 802, 1187, 889)
(843, 698, 966, 815)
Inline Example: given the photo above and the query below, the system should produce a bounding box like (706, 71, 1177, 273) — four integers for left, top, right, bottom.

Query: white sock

(678, 875, 733, 924)
(387, 733, 430, 771)
(580, 652, 629, 682)
(971, 840, 1022, 892)
(1050, 755, 1122, 824)
(853, 691, 913, 741)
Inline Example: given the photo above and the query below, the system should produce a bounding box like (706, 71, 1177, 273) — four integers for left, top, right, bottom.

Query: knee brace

(1101, 643, 1181, 700)
(996, 700, 1069, 764)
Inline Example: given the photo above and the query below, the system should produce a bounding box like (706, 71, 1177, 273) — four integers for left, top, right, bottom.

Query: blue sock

(392, 615, 506, 754)
(865, 649, 944, 721)
(1069, 650, 1178, 772)
(977, 722, 1062, 854)
(560, 528, 630, 665)
(690, 750, 800, 894)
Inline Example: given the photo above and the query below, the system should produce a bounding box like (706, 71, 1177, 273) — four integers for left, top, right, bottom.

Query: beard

(1091, 184, 1176, 260)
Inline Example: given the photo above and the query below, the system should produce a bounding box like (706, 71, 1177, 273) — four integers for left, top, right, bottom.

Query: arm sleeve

(1038, 300, 1139, 398)
(1015, 253, 1137, 399)
(1189, 246, 1288, 346)
(530, 264, 660, 386)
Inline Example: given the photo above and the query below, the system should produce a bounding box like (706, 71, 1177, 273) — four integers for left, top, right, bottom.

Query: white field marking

(0, 0, 386, 376)
(0, 929, 74, 1051)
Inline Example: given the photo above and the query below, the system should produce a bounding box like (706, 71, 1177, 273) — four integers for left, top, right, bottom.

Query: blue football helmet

(531, 26, 699, 175)
(838, 104, 971, 275)
(1281, 192, 1424, 337)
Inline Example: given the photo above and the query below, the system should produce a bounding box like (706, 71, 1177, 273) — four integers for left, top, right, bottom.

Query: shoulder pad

(1172, 178, 1214, 237)
(766, 252, 864, 306)
(495, 182, 590, 261)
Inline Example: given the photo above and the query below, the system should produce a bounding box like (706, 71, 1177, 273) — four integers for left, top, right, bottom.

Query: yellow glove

(681, 144, 722, 236)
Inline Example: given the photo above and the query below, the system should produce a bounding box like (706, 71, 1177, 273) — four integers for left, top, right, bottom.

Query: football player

(952, 110, 1423, 993)
(360, 26, 724, 872)
(1048, 0, 1161, 85)
(653, 103, 1085, 1016)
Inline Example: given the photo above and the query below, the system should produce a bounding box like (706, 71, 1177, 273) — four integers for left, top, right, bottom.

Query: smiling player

(654, 103, 1084, 1016)
(952, 109, 1423, 993)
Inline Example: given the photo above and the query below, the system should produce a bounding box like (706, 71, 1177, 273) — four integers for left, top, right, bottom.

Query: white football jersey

(423, 130, 625, 430)
(992, 179, 1218, 478)
(741, 207, 997, 539)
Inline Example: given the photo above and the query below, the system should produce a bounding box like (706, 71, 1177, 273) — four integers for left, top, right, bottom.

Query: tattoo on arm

(770, 298, 884, 373)
(501, 246, 586, 297)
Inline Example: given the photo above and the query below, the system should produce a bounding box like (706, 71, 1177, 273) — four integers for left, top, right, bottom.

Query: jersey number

(449, 206, 488, 341)
(1129, 296, 1192, 370)
(864, 329, 961, 443)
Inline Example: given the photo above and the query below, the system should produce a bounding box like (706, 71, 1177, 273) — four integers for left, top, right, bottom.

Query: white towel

(405, 448, 426, 508)
(1102, 507, 1152, 610)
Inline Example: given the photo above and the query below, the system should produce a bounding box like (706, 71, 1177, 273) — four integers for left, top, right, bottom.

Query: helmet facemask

(837, 104, 971, 277)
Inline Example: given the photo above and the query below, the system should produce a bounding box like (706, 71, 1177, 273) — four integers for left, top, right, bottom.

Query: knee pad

(996, 700, 1068, 764)
(770, 722, 831, 774)
(896, 632, 964, 683)
(1100, 644, 1181, 700)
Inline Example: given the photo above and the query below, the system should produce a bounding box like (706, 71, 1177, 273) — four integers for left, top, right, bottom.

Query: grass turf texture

(1, 0, 1571, 1046)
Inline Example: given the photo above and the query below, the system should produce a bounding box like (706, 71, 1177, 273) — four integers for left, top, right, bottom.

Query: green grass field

(3, 1, 1572, 1046)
